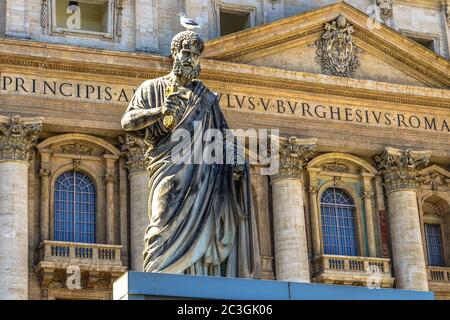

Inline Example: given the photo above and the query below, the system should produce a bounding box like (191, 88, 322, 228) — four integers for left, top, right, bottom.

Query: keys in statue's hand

(162, 92, 181, 129)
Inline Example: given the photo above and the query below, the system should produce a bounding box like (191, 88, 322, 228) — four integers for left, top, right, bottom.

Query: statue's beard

(173, 58, 201, 80)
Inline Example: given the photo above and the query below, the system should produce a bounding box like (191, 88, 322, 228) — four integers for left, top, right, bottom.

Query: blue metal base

(113, 272, 434, 300)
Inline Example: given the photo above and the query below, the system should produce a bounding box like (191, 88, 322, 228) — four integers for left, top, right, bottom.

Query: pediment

(204, 2, 450, 88)
(419, 165, 450, 189)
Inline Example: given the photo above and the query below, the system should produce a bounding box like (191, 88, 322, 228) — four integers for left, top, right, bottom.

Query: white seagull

(178, 13, 201, 30)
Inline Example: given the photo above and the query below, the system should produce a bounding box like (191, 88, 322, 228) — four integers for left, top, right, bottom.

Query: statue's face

(172, 41, 201, 80)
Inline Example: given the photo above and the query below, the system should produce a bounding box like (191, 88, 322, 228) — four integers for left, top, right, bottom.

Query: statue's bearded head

(170, 31, 205, 81)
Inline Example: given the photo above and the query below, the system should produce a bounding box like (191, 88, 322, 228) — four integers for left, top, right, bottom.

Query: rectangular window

(409, 37, 435, 52)
(50, 0, 116, 39)
(424, 223, 444, 267)
(400, 29, 440, 54)
(214, 2, 255, 38)
(219, 10, 250, 36)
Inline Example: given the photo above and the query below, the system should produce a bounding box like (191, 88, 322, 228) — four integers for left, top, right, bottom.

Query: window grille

(54, 171, 96, 243)
(424, 223, 444, 267)
(320, 188, 358, 256)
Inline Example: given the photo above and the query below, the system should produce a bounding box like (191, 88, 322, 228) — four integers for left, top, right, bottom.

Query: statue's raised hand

(161, 93, 180, 116)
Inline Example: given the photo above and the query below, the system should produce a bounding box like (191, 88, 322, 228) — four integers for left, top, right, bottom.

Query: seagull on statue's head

(178, 13, 201, 30)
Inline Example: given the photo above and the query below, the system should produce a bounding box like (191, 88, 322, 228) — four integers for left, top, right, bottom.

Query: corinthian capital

(271, 136, 317, 182)
(118, 133, 149, 175)
(0, 115, 43, 162)
(375, 147, 430, 193)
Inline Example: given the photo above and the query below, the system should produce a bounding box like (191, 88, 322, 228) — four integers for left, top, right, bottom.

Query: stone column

(250, 165, 274, 279)
(270, 137, 317, 282)
(308, 185, 321, 258)
(104, 155, 118, 245)
(375, 147, 430, 291)
(0, 115, 42, 300)
(120, 134, 150, 272)
(39, 149, 51, 242)
(362, 173, 377, 257)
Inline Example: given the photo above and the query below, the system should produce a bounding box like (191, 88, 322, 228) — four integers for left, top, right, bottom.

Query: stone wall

(0, 0, 5, 36)
(2, 0, 449, 58)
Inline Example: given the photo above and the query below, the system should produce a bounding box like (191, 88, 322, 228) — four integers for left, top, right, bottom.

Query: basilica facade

(0, 0, 449, 300)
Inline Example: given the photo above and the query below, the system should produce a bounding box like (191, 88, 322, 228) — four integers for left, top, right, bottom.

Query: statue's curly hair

(170, 31, 205, 57)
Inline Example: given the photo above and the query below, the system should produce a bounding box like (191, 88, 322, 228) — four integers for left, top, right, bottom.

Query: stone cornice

(270, 137, 317, 182)
(375, 147, 431, 193)
(0, 43, 448, 112)
(0, 115, 43, 162)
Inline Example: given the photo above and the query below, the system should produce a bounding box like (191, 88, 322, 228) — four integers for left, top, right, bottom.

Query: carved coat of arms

(315, 15, 360, 77)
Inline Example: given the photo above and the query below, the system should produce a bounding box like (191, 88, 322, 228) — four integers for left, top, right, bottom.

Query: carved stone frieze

(0, 115, 43, 162)
(271, 136, 316, 182)
(119, 134, 149, 175)
(377, 0, 393, 20)
(315, 15, 360, 77)
(375, 147, 430, 193)
(61, 143, 94, 155)
(321, 161, 349, 173)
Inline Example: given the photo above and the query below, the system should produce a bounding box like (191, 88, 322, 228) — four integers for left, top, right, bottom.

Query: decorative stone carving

(375, 147, 430, 193)
(362, 191, 374, 199)
(423, 201, 443, 218)
(308, 185, 319, 194)
(377, 0, 393, 20)
(271, 136, 316, 181)
(0, 115, 43, 161)
(73, 159, 81, 169)
(104, 173, 117, 184)
(41, 0, 48, 34)
(446, 5, 450, 28)
(321, 161, 349, 173)
(116, 0, 124, 39)
(419, 172, 450, 190)
(315, 15, 360, 77)
(61, 143, 94, 155)
(119, 134, 149, 175)
(39, 168, 51, 177)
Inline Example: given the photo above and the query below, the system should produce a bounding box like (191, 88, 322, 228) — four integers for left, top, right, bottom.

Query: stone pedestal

(0, 115, 42, 300)
(120, 134, 150, 271)
(376, 147, 430, 291)
(270, 137, 316, 282)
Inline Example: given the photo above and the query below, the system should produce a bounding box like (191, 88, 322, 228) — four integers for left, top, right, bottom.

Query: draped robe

(123, 76, 260, 277)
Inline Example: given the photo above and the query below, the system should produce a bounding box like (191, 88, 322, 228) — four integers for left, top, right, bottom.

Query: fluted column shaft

(376, 147, 430, 291)
(271, 137, 316, 282)
(0, 115, 42, 300)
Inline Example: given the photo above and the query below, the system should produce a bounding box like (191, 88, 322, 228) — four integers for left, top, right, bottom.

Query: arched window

(54, 171, 96, 243)
(320, 187, 357, 256)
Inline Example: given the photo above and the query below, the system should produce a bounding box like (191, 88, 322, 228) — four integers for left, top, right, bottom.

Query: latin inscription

(0, 74, 448, 133)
